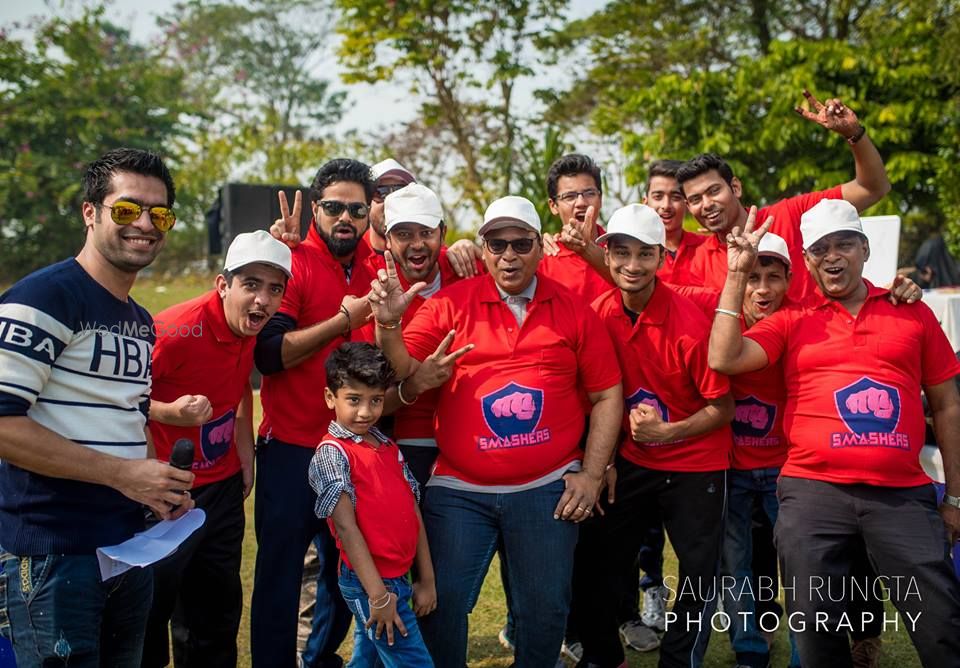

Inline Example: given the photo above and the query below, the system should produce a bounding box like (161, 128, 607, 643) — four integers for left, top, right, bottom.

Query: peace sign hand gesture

(794, 89, 862, 140)
(269, 190, 303, 249)
(725, 206, 774, 274)
(368, 251, 425, 325)
(407, 330, 474, 394)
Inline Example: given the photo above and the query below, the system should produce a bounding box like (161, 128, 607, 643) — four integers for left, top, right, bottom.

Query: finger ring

(576, 505, 586, 511)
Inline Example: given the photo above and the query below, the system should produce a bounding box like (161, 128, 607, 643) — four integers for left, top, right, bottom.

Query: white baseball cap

(800, 199, 864, 249)
(371, 158, 415, 184)
(595, 204, 665, 246)
(757, 232, 791, 266)
(479, 196, 541, 236)
(224, 230, 293, 278)
(385, 183, 444, 231)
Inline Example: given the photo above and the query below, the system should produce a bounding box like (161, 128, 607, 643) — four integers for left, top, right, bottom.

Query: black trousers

(142, 473, 245, 668)
(776, 476, 960, 668)
(573, 457, 726, 668)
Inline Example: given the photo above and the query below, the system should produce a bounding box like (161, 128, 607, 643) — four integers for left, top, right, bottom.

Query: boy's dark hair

(675, 154, 736, 189)
(222, 265, 290, 287)
(82, 148, 176, 207)
(325, 342, 396, 393)
(546, 154, 602, 199)
(309, 158, 375, 205)
(757, 255, 790, 273)
(645, 159, 684, 191)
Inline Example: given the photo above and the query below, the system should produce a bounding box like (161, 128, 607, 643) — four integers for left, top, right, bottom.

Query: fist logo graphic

(491, 392, 537, 420)
(735, 403, 769, 429)
(844, 387, 894, 419)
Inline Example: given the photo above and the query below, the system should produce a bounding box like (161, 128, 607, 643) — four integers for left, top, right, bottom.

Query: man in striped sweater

(0, 148, 195, 668)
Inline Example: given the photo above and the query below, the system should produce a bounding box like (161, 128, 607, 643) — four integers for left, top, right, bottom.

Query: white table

(923, 288, 960, 352)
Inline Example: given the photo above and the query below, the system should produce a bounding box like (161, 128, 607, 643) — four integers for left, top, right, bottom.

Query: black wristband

(846, 124, 866, 145)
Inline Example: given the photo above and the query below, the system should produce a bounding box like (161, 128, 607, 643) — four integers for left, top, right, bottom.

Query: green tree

(546, 0, 960, 258)
(335, 0, 566, 223)
(0, 9, 190, 282)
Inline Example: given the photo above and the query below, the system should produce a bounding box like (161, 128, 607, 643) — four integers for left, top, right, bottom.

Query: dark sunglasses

(318, 200, 369, 219)
(373, 183, 407, 202)
(100, 200, 176, 232)
(484, 237, 538, 255)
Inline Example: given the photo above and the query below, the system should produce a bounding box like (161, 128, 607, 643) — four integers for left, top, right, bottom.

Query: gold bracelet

(375, 318, 401, 330)
(339, 306, 352, 335)
(397, 379, 418, 406)
(369, 591, 392, 609)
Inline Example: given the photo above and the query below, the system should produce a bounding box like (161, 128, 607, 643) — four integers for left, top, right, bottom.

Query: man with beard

(710, 201, 960, 667)
(252, 159, 376, 668)
(573, 204, 734, 668)
(679, 90, 890, 300)
(0, 148, 195, 667)
(142, 231, 292, 668)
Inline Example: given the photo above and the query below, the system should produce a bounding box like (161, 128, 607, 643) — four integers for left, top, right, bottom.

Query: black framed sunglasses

(484, 237, 538, 255)
(373, 183, 407, 202)
(99, 200, 176, 232)
(318, 200, 369, 219)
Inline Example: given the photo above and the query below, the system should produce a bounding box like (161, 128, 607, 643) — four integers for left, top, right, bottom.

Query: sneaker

(498, 626, 514, 651)
(560, 639, 583, 662)
(619, 619, 661, 652)
(641, 584, 668, 632)
(851, 636, 882, 668)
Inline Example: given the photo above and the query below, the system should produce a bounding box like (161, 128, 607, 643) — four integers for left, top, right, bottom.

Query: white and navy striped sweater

(0, 258, 153, 554)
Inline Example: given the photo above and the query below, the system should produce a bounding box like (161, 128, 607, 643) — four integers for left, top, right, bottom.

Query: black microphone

(170, 438, 195, 471)
(168, 438, 195, 511)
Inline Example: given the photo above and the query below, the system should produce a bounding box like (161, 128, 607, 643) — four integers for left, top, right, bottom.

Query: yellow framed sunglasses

(101, 200, 176, 232)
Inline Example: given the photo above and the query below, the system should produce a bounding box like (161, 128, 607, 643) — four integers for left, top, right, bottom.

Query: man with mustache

(679, 90, 891, 300)
(252, 159, 376, 668)
(142, 231, 292, 668)
(0, 148, 195, 667)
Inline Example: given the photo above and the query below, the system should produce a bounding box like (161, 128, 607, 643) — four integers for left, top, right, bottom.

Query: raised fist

(636, 397, 665, 421)
(735, 404, 768, 429)
(491, 392, 537, 420)
(845, 388, 894, 419)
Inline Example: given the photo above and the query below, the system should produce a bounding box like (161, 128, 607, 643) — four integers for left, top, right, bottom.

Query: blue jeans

(337, 566, 433, 667)
(252, 437, 351, 668)
(721, 468, 799, 668)
(0, 551, 152, 668)
(418, 480, 578, 668)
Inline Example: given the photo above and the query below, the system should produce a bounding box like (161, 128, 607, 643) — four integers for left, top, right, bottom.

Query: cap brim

(386, 214, 442, 231)
(224, 259, 293, 279)
(757, 250, 791, 265)
(595, 231, 663, 246)
(801, 226, 866, 250)
(478, 217, 540, 237)
(376, 169, 415, 184)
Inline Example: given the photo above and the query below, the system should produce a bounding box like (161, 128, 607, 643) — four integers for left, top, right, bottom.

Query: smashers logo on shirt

(626, 387, 669, 422)
(733, 396, 778, 447)
(832, 377, 908, 449)
(479, 382, 551, 451)
(199, 409, 235, 468)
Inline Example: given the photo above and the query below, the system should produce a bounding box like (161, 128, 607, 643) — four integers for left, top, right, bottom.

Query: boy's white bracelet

(369, 591, 394, 609)
(715, 308, 741, 319)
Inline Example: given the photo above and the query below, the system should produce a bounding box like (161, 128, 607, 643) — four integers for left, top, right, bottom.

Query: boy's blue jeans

(0, 551, 152, 668)
(337, 565, 433, 667)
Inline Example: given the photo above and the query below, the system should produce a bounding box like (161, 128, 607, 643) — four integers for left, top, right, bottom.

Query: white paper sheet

(96, 508, 206, 581)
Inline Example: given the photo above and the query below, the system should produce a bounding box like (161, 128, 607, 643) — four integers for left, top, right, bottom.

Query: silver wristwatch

(943, 493, 960, 509)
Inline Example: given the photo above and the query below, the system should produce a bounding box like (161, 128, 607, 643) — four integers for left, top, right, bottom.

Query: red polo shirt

(151, 290, 252, 485)
(746, 281, 960, 486)
(688, 186, 843, 300)
(402, 273, 621, 486)
(659, 230, 708, 285)
(356, 248, 481, 439)
(539, 242, 615, 305)
(592, 282, 732, 472)
(259, 223, 377, 447)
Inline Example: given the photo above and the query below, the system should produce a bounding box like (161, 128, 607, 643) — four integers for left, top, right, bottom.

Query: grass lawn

(133, 275, 925, 668)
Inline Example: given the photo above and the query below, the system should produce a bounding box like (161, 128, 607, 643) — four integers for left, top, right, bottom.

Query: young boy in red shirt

(308, 342, 436, 667)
